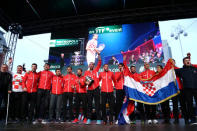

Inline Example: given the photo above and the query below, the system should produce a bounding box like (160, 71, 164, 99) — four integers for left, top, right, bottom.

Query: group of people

(0, 52, 197, 126)
(129, 50, 164, 65)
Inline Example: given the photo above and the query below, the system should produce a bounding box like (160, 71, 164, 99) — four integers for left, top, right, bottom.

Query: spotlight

(175, 36, 178, 40)
(184, 32, 188, 36)
(179, 29, 183, 34)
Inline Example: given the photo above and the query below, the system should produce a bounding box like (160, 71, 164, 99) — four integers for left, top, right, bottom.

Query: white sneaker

(115, 120, 118, 125)
(41, 120, 47, 124)
(153, 119, 158, 124)
(190, 122, 197, 126)
(147, 120, 152, 124)
(32, 120, 39, 125)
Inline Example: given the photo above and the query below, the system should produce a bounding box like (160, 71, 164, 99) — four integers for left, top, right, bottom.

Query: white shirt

(12, 73, 24, 92)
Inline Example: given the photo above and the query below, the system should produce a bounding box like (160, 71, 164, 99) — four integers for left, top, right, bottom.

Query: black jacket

(175, 65, 197, 89)
(0, 71, 12, 94)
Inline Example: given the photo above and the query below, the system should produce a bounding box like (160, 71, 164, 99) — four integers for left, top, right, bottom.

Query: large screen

(48, 22, 165, 74)
(88, 23, 164, 65)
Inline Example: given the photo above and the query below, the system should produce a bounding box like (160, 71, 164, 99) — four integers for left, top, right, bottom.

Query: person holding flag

(139, 63, 158, 125)
(114, 63, 125, 121)
(119, 52, 179, 125)
(175, 57, 197, 125)
(117, 54, 136, 125)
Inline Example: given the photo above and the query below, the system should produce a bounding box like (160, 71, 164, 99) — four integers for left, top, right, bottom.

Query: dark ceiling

(1, 0, 197, 36)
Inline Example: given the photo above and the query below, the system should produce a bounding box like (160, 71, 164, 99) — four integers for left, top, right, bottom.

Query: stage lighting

(175, 36, 178, 40)
(170, 33, 174, 37)
(170, 25, 188, 58)
(184, 32, 188, 36)
(9, 23, 23, 39)
(179, 29, 183, 34)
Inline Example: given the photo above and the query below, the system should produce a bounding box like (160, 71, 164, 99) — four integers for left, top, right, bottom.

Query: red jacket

(38, 70, 54, 90)
(140, 69, 155, 79)
(123, 59, 139, 78)
(84, 60, 101, 90)
(51, 75, 64, 95)
(74, 76, 86, 93)
(63, 73, 76, 93)
(192, 64, 197, 68)
(99, 71, 115, 93)
(133, 72, 139, 78)
(123, 60, 130, 76)
(174, 66, 183, 90)
(22, 71, 39, 93)
(115, 72, 124, 90)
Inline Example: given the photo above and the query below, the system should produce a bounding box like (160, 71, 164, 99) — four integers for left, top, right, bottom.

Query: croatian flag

(118, 59, 179, 125)
(125, 59, 179, 105)
(118, 87, 135, 125)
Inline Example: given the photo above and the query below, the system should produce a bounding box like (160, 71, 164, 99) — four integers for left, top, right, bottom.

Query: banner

(50, 39, 79, 47)
(89, 25, 122, 34)
(124, 59, 179, 105)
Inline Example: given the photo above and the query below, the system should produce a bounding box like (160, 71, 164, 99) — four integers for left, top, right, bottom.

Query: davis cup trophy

(85, 76, 94, 86)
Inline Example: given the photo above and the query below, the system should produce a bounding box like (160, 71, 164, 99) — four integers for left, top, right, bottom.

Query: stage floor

(1, 119, 197, 131)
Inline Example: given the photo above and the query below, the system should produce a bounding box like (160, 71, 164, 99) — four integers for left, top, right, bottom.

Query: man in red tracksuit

(123, 55, 139, 124)
(99, 64, 116, 125)
(72, 68, 87, 124)
(62, 66, 76, 122)
(114, 63, 125, 121)
(22, 63, 40, 123)
(84, 53, 102, 124)
(139, 62, 157, 125)
(49, 68, 63, 122)
(36, 63, 54, 123)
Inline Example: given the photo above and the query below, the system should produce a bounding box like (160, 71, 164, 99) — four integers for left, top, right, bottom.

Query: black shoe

(8, 118, 16, 123)
(20, 119, 26, 124)
(173, 119, 179, 124)
(27, 120, 33, 124)
(190, 119, 197, 126)
(55, 119, 61, 123)
(15, 118, 20, 123)
(185, 119, 189, 125)
(162, 120, 170, 124)
(48, 119, 54, 123)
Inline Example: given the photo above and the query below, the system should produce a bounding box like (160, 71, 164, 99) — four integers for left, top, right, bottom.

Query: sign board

(50, 39, 79, 47)
(89, 25, 122, 34)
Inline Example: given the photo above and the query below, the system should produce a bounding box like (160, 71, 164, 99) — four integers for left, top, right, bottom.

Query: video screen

(48, 22, 165, 74)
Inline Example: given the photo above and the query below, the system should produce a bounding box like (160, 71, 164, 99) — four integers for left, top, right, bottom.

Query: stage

(1, 119, 197, 131)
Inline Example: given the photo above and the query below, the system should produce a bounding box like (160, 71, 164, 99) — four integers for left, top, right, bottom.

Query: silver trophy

(85, 76, 94, 86)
